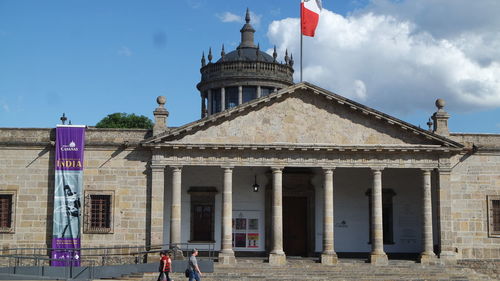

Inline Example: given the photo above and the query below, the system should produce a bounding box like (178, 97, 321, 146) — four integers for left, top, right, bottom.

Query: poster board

(232, 210, 264, 251)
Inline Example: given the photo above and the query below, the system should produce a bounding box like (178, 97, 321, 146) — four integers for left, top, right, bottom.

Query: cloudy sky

(1, 0, 499, 133)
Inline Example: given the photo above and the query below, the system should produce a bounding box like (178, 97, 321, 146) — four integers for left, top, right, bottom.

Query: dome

(218, 47, 275, 63)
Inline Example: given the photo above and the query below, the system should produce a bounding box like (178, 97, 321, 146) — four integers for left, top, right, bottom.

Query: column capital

(169, 165, 183, 171)
(421, 168, 433, 174)
(370, 167, 385, 172)
(221, 165, 234, 170)
(150, 164, 166, 171)
(322, 167, 336, 173)
(271, 166, 284, 172)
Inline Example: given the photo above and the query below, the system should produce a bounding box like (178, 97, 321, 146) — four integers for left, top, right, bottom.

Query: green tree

(95, 113, 153, 129)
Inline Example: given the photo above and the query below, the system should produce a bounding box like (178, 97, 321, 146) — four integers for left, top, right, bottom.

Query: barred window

(488, 196, 500, 237)
(85, 192, 113, 234)
(0, 195, 12, 229)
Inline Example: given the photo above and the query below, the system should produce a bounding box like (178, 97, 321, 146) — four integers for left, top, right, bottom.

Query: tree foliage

(95, 113, 153, 129)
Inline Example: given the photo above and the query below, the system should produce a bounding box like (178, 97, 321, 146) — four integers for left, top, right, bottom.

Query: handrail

(0, 242, 216, 264)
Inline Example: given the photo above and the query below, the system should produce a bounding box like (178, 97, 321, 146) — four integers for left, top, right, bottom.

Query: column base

(218, 252, 236, 265)
(439, 251, 457, 265)
(369, 253, 388, 265)
(321, 253, 338, 265)
(420, 252, 437, 265)
(269, 253, 287, 266)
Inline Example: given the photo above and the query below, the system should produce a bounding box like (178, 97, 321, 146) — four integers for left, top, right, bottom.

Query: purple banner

(52, 125, 85, 266)
(55, 126, 85, 171)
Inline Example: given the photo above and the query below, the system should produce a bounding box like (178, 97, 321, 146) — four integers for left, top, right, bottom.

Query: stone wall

(449, 133, 500, 259)
(0, 128, 152, 250)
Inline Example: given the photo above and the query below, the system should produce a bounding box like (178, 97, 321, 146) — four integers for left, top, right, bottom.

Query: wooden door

(283, 196, 307, 256)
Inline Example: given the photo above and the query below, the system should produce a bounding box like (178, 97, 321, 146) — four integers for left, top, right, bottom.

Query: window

(242, 86, 257, 103)
(189, 187, 217, 242)
(488, 195, 500, 237)
(260, 87, 274, 96)
(84, 191, 113, 234)
(0, 194, 13, 232)
(366, 189, 396, 244)
(225, 87, 239, 109)
(211, 88, 222, 113)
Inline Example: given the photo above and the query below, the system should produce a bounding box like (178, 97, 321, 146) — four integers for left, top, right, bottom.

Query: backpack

(184, 268, 191, 277)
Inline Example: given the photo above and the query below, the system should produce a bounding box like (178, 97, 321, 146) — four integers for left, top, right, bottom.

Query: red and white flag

(301, 0, 322, 37)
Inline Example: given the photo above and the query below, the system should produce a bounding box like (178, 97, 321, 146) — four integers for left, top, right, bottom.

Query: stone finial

(436, 98, 445, 111)
(431, 98, 450, 136)
(273, 46, 277, 62)
(256, 43, 260, 59)
(153, 96, 169, 135)
(289, 53, 294, 67)
(238, 9, 256, 49)
(284, 49, 289, 64)
(221, 44, 225, 61)
(201, 52, 206, 67)
(208, 47, 213, 63)
(245, 7, 251, 23)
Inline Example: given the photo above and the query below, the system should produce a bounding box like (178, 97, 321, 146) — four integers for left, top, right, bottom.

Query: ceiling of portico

(143, 83, 463, 150)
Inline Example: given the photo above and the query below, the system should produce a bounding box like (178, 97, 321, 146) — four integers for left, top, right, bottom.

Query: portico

(143, 82, 463, 265)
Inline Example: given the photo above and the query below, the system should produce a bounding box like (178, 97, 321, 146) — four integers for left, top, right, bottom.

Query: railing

(200, 60, 294, 82)
(0, 243, 215, 280)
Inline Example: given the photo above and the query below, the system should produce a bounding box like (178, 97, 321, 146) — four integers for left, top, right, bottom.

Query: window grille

(0, 195, 12, 229)
(85, 193, 113, 233)
(489, 196, 500, 237)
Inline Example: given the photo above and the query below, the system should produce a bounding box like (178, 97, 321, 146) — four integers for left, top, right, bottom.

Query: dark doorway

(283, 196, 308, 256)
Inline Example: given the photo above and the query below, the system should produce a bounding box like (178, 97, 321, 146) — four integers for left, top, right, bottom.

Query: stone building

(0, 10, 499, 266)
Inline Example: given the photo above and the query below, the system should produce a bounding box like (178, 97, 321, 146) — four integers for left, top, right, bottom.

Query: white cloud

(0, 100, 9, 112)
(216, 11, 262, 27)
(250, 12, 262, 27)
(267, 8, 500, 115)
(117, 46, 133, 57)
(216, 12, 243, 23)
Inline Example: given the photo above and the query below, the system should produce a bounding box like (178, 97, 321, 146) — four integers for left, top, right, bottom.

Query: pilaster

(436, 168, 457, 264)
(150, 165, 166, 246)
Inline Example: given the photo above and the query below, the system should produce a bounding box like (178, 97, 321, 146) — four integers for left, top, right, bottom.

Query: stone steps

(96, 259, 494, 281)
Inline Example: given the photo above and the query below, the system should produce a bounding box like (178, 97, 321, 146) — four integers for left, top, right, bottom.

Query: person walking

(188, 248, 202, 281)
(157, 251, 172, 281)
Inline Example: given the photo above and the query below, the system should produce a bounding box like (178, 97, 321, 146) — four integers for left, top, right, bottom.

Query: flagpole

(300, 33, 303, 82)
(300, 1, 303, 82)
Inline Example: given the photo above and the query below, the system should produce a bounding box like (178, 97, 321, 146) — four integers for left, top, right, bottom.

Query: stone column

(238, 86, 243, 105)
(219, 167, 236, 264)
(436, 168, 456, 264)
(221, 87, 226, 111)
(321, 168, 338, 264)
(269, 167, 286, 265)
(257, 86, 262, 98)
(201, 93, 207, 118)
(150, 165, 166, 246)
(370, 168, 388, 265)
(420, 169, 436, 263)
(170, 166, 182, 246)
(207, 89, 212, 115)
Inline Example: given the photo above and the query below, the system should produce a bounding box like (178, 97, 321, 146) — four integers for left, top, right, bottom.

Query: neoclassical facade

(0, 10, 499, 267)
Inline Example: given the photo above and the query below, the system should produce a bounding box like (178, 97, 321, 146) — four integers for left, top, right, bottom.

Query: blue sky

(1, 0, 499, 134)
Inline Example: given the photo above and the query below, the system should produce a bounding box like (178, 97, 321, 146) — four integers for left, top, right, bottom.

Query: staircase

(99, 258, 495, 281)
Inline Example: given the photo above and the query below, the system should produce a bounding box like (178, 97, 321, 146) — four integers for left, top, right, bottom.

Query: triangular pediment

(144, 83, 462, 150)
